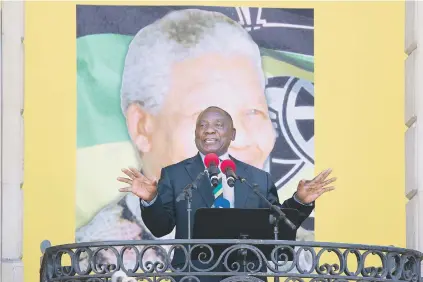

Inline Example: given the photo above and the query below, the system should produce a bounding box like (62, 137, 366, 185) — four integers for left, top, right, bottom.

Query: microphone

(221, 159, 237, 187)
(204, 153, 220, 187)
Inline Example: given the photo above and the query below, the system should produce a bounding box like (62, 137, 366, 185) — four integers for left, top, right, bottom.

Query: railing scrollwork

(39, 239, 423, 282)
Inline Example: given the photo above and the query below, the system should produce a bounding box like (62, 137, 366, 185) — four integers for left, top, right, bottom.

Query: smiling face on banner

(125, 53, 276, 179)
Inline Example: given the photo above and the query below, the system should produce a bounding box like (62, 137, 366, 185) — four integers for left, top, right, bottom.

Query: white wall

(1, 2, 24, 282)
(405, 0, 423, 262)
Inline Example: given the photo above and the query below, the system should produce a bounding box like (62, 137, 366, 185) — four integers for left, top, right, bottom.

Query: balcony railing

(40, 239, 423, 282)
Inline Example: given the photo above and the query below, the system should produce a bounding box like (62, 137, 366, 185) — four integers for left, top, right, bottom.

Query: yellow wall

(24, 1, 405, 282)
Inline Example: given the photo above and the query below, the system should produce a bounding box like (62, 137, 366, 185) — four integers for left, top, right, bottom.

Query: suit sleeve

(140, 167, 176, 237)
(265, 172, 315, 228)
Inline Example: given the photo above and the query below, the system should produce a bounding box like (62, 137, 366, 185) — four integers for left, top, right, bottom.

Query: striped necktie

(211, 160, 230, 208)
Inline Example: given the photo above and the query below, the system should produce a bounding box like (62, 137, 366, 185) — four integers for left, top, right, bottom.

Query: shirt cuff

(140, 195, 158, 207)
(293, 192, 313, 206)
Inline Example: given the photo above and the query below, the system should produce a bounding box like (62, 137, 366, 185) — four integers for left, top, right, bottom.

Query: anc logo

(266, 76, 315, 190)
(232, 7, 314, 192)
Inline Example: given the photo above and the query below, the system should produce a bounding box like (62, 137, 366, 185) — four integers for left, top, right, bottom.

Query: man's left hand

(296, 168, 336, 204)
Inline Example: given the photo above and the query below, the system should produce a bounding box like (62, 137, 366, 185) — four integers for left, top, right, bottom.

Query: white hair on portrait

(120, 8, 266, 116)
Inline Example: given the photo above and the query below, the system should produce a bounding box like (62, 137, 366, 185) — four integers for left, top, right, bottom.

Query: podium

(192, 208, 300, 261)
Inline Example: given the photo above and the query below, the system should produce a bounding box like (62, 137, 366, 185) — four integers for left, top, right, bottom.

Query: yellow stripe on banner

(262, 56, 314, 82)
(76, 141, 139, 228)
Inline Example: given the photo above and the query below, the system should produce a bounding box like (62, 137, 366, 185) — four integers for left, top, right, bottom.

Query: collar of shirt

(199, 151, 230, 167)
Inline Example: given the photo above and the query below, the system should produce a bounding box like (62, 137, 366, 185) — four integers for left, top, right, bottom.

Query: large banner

(76, 5, 314, 264)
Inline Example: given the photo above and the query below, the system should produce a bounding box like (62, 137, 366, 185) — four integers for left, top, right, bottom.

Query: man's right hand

(117, 167, 158, 202)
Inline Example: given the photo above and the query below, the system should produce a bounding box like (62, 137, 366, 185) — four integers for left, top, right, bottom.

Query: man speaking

(118, 106, 335, 279)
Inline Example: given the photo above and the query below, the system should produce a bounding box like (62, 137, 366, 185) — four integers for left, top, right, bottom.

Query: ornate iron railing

(40, 239, 423, 282)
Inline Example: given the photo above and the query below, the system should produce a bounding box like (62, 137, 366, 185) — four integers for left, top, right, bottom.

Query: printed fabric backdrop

(76, 5, 314, 264)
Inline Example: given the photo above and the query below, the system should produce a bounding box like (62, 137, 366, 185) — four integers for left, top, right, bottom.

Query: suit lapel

(231, 156, 251, 208)
(185, 153, 214, 207)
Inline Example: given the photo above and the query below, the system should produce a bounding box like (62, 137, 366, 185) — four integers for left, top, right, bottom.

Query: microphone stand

(176, 170, 208, 239)
(175, 170, 207, 279)
(238, 177, 296, 282)
(238, 177, 296, 230)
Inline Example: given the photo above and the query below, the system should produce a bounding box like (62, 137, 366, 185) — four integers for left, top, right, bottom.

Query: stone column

(1, 2, 24, 282)
(405, 0, 423, 262)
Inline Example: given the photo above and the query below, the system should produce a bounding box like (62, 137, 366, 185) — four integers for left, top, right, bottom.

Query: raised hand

(117, 167, 158, 202)
(296, 168, 336, 204)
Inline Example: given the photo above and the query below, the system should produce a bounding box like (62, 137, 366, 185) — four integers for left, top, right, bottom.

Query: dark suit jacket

(141, 153, 314, 265)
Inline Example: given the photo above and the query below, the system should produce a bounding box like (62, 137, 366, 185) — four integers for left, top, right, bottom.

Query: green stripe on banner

(77, 34, 315, 149)
(260, 48, 314, 73)
(77, 34, 133, 148)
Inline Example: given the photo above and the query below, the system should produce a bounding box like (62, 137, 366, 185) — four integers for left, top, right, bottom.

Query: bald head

(195, 106, 236, 156)
(197, 106, 234, 128)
